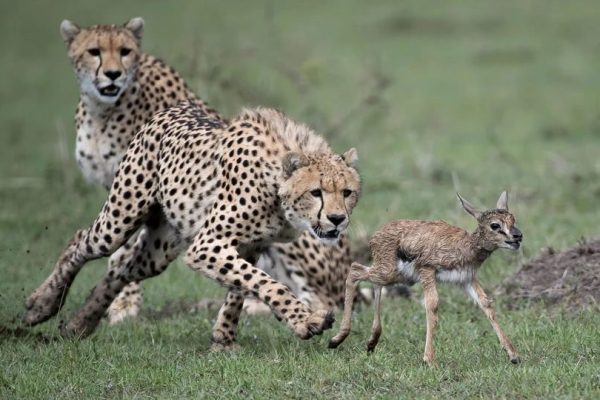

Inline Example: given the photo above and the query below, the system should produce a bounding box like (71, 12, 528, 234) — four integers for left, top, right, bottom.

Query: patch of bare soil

(502, 238, 600, 310)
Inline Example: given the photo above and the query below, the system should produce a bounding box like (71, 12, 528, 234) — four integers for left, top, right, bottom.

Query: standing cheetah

(24, 104, 361, 348)
(48, 17, 358, 325)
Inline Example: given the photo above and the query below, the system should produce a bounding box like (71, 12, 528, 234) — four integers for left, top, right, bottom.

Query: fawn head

(457, 191, 523, 251)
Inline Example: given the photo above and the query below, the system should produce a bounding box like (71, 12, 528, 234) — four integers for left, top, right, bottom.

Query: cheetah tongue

(99, 84, 120, 97)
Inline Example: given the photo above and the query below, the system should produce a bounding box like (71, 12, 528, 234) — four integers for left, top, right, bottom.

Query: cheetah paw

(22, 284, 68, 326)
(59, 314, 102, 339)
(210, 329, 240, 352)
(210, 341, 241, 352)
(106, 300, 140, 325)
(293, 309, 335, 340)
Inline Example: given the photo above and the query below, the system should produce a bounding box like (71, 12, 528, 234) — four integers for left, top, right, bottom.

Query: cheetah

(23, 103, 361, 348)
(49, 17, 358, 325)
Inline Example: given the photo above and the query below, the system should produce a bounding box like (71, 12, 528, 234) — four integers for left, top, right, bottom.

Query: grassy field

(1, 0, 599, 398)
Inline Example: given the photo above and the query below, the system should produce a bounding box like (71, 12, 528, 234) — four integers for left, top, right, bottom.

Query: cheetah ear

(125, 17, 144, 42)
(496, 190, 509, 210)
(457, 193, 482, 220)
(282, 152, 309, 179)
(60, 20, 80, 45)
(342, 148, 358, 169)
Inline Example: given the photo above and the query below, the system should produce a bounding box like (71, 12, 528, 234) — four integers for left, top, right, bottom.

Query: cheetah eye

(343, 189, 352, 198)
(310, 189, 322, 197)
(120, 48, 132, 57)
(490, 223, 501, 231)
(87, 48, 100, 57)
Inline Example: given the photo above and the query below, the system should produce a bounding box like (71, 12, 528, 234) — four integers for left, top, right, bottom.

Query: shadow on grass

(0, 325, 57, 344)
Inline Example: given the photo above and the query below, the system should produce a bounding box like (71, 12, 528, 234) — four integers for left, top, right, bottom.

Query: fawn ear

(60, 20, 80, 45)
(496, 191, 509, 210)
(341, 148, 358, 169)
(125, 17, 144, 41)
(282, 152, 309, 179)
(457, 193, 481, 219)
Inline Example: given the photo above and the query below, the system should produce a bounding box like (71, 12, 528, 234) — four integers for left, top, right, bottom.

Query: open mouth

(505, 240, 521, 249)
(313, 226, 340, 241)
(98, 84, 121, 97)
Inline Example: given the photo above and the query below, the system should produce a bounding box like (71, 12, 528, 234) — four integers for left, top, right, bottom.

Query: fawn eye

(120, 48, 132, 57)
(310, 189, 322, 197)
(342, 189, 352, 198)
(490, 223, 501, 231)
(87, 48, 100, 57)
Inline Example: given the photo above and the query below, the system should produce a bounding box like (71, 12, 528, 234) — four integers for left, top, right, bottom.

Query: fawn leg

(421, 271, 439, 366)
(366, 285, 383, 352)
(328, 262, 368, 349)
(466, 279, 520, 363)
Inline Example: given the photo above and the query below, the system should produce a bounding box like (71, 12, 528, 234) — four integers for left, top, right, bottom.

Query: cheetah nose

(104, 70, 122, 80)
(327, 214, 346, 226)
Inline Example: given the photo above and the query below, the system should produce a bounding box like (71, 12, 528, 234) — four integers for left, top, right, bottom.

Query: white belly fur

(397, 260, 475, 285)
(436, 267, 475, 284)
(396, 260, 420, 283)
(76, 123, 122, 189)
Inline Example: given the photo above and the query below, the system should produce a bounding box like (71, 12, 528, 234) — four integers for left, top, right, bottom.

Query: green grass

(1, 0, 599, 398)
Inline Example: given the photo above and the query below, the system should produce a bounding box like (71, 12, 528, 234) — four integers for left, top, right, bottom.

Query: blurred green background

(1, 1, 599, 398)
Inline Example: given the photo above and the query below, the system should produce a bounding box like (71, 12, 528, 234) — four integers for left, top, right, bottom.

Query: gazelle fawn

(329, 191, 522, 366)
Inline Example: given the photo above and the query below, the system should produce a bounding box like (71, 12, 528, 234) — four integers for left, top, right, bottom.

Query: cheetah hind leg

(61, 215, 182, 338)
(105, 230, 147, 324)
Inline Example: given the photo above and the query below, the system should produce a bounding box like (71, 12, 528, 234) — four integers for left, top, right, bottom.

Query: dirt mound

(502, 238, 600, 310)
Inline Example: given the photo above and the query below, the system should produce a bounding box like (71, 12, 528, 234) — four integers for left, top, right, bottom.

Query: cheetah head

(60, 17, 144, 104)
(279, 148, 361, 245)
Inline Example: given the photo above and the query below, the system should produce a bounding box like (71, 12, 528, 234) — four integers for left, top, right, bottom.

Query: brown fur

(329, 191, 522, 366)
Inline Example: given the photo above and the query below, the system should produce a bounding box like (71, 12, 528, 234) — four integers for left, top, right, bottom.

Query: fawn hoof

(328, 338, 342, 349)
(294, 310, 335, 340)
(328, 329, 350, 349)
(22, 286, 66, 326)
(509, 354, 521, 364)
(423, 355, 437, 367)
(367, 332, 381, 353)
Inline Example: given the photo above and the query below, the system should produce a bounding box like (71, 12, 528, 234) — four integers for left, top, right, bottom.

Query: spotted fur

(24, 103, 361, 347)
(48, 18, 359, 326)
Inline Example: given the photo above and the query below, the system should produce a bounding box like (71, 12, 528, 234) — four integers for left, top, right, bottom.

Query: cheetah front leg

(184, 233, 334, 346)
(23, 229, 87, 326)
(211, 290, 245, 351)
(211, 253, 260, 350)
